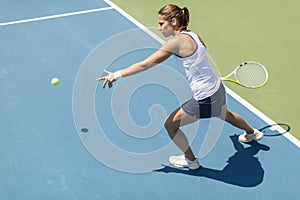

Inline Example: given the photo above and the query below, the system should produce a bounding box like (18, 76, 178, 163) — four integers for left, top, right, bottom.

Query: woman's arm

(96, 39, 178, 88)
(120, 48, 173, 77)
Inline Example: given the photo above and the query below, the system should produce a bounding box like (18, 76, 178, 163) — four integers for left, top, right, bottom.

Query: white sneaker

(169, 155, 200, 170)
(238, 129, 264, 143)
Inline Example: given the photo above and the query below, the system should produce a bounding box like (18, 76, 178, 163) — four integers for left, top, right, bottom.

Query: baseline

(0, 7, 113, 27)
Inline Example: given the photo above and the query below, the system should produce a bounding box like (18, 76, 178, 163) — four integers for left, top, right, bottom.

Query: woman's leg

(164, 107, 199, 161)
(219, 105, 264, 142)
(220, 105, 254, 134)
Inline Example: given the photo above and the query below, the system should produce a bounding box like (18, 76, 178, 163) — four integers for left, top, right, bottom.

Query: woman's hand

(96, 70, 115, 88)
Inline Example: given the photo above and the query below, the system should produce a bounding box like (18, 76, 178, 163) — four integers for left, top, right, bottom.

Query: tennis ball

(51, 78, 60, 86)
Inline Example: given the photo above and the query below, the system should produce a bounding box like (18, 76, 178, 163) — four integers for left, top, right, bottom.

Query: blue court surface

(1, 0, 300, 199)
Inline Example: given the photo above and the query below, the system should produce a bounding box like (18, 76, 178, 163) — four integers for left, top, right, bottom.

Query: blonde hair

(158, 4, 190, 31)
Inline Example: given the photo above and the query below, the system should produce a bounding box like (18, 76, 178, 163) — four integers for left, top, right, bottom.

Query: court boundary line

(0, 6, 113, 27)
(225, 87, 300, 147)
(105, 0, 300, 148)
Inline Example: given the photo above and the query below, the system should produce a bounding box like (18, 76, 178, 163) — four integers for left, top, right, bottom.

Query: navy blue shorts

(181, 83, 226, 118)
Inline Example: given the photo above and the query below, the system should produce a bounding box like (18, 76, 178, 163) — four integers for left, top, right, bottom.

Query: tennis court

(1, 0, 300, 199)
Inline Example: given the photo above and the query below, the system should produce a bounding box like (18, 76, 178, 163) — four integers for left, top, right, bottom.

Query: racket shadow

(154, 134, 270, 187)
(259, 123, 291, 137)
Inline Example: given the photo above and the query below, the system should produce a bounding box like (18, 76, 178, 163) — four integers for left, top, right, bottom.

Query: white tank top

(173, 31, 221, 100)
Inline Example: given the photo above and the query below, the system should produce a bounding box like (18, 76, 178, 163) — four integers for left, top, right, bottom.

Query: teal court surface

(1, 0, 300, 199)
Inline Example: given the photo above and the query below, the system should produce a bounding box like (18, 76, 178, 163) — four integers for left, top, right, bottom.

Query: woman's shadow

(155, 134, 270, 187)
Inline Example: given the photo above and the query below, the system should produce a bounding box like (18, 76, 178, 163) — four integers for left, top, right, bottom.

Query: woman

(97, 4, 263, 170)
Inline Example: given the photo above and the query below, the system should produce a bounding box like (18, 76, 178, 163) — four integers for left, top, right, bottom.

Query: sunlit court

(1, 0, 299, 199)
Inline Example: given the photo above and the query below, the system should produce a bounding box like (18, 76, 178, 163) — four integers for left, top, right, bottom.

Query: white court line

(0, 6, 113, 27)
(104, 0, 300, 148)
(225, 87, 300, 148)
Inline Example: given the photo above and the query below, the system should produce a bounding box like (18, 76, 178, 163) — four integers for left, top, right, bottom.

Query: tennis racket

(221, 61, 268, 88)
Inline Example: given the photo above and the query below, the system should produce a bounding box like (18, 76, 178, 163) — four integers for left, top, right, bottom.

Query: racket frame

(221, 61, 269, 89)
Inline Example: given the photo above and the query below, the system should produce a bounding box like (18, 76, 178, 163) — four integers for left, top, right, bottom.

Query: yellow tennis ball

(51, 78, 60, 86)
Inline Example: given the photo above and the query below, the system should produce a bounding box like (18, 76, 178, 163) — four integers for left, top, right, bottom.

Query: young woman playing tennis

(97, 4, 263, 170)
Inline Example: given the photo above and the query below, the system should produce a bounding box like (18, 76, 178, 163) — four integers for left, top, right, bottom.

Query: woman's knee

(164, 117, 176, 130)
(164, 116, 179, 135)
(164, 108, 180, 128)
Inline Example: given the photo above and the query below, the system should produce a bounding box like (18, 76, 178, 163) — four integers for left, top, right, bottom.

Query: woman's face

(158, 14, 176, 37)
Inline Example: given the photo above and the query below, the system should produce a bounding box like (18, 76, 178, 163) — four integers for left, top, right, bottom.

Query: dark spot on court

(81, 128, 89, 133)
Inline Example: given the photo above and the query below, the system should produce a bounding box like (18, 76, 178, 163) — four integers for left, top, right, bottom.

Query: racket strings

(235, 63, 267, 87)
